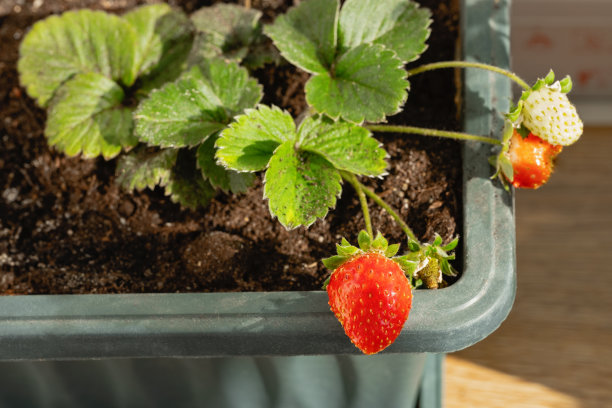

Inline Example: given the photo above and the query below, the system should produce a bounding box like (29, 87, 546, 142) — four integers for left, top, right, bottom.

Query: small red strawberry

(505, 129, 562, 189)
(323, 231, 414, 354)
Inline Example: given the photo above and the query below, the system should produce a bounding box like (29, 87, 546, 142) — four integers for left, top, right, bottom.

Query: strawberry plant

(264, 0, 431, 123)
(18, 3, 270, 207)
(16, 0, 585, 354)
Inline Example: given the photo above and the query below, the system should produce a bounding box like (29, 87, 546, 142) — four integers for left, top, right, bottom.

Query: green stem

(341, 172, 373, 237)
(348, 176, 419, 243)
(365, 124, 502, 146)
(407, 60, 531, 91)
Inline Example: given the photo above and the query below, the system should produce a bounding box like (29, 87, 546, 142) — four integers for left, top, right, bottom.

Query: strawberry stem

(365, 124, 503, 146)
(406, 60, 531, 91)
(341, 172, 373, 237)
(346, 175, 419, 243)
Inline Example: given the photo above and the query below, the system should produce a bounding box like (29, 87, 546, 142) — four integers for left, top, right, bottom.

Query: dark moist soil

(0, 0, 462, 295)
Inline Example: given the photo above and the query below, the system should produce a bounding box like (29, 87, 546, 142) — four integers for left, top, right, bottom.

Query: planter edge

(0, 0, 516, 360)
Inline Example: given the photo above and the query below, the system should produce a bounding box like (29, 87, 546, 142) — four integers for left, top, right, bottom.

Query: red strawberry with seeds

(327, 251, 412, 354)
(323, 231, 415, 354)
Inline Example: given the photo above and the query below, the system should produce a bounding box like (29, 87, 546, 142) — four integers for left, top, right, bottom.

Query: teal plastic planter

(0, 1, 515, 407)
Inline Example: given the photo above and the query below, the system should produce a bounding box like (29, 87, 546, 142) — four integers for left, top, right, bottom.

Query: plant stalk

(365, 124, 502, 146)
(342, 173, 419, 243)
(406, 60, 531, 91)
(360, 184, 418, 243)
(341, 172, 373, 237)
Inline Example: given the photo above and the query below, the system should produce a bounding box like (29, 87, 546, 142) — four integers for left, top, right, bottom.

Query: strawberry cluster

(323, 231, 457, 354)
(492, 70, 583, 189)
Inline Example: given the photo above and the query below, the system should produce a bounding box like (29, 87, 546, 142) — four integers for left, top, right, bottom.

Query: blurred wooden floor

(445, 126, 612, 407)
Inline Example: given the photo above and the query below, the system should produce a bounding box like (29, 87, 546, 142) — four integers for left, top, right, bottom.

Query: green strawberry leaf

(297, 116, 387, 176)
(305, 43, 408, 123)
(264, 141, 342, 229)
(197, 135, 256, 193)
(264, 0, 339, 74)
(164, 151, 216, 209)
(216, 105, 294, 172)
(197, 58, 263, 115)
(241, 41, 283, 70)
(165, 172, 216, 210)
(217, 106, 386, 228)
(191, 3, 262, 62)
(116, 147, 178, 191)
(263, 0, 426, 123)
(134, 59, 262, 148)
(338, 0, 431, 63)
(45, 72, 136, 160)
(134, 67, 226, 148)
(18, 9, 136, 107)
(185, 32, 225, 71)
(123, 4, 194, 82)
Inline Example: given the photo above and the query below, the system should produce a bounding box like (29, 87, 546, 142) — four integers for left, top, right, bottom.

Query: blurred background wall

(511, 0, 612, 125)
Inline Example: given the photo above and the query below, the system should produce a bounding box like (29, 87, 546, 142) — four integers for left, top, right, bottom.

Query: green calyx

(321, 230, 417, 287)
(322, 231, 459, 289)
(506, 70, 573, 125)
(489, 120, 515, 191)
(404, 233, 458, 289)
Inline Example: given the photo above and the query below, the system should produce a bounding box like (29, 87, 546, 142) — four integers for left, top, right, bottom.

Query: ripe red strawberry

(323, 232, 414, 354)
(327, 251, 412, 354)
(505, 129, 562, 189)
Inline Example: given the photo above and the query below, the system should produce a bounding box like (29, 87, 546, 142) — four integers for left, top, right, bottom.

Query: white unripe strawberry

(521, 86, 583, 146)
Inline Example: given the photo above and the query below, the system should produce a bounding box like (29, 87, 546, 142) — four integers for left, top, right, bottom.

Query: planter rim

(0, 0, 516, 360)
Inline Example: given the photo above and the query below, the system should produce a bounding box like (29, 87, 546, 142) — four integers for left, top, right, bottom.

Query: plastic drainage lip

(0, 0, 515, 360)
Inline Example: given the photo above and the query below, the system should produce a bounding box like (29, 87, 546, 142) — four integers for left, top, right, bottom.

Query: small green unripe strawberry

(521, 86, 583, 146)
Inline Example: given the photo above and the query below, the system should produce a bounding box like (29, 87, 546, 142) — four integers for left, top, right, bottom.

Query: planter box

(0, 0, 515, 406)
